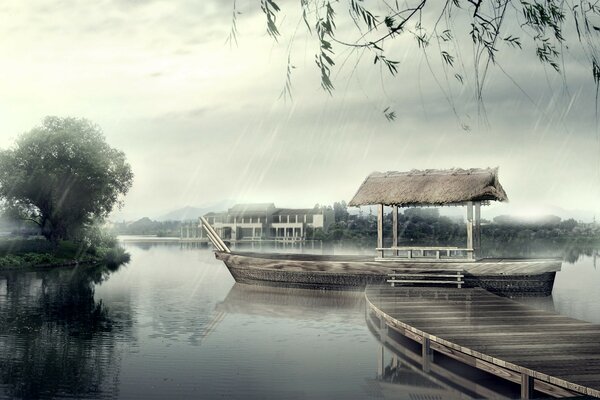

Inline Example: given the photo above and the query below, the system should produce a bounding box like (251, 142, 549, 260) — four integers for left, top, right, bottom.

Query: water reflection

(515, 248, 600, 323)
(2, 239, 599, 399)
(217, 283, 365, 322)
(0, 262, 131, 399)
(480, 240, 599, 264)
(366, 310, 520, 399)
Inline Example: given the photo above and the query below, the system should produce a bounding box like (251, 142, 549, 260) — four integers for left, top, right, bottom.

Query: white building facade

(200, 203, 334, 241)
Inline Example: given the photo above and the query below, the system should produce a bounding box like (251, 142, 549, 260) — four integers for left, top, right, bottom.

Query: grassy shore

(0, 238, 129, 270)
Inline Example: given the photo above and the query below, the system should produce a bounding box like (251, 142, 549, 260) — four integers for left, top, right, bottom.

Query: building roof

(348, 168, 508, 207)
(228, 203, 276, 212)
(204, 211, 225, 216)
(273, 208, 322, 216)
(226, 203, 276, 217)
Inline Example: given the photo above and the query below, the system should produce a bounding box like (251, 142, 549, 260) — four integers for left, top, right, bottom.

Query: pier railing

(375, 246, 475, 261)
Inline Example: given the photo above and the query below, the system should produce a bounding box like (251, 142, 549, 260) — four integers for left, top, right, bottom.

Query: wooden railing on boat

(200, 216, 231, 253)
(375, 246, 476, 262)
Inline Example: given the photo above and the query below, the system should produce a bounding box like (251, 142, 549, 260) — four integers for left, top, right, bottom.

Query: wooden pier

(365, 285, 600, 398)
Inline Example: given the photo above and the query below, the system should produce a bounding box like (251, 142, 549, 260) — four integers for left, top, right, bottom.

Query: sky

(0, 1, 598, 221)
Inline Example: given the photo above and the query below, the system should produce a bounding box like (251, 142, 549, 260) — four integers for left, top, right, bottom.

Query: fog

(0, 1, 598, 220)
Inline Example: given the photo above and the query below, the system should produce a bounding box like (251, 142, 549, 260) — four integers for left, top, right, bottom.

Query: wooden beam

(200, 216, 231, 253)
(377, 204, 384, 258)
(392, 205, 398, 256)
(466, 201, 474, 260)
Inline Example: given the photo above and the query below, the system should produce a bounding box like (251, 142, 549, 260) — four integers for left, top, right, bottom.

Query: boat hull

(215, 251, 561, 295)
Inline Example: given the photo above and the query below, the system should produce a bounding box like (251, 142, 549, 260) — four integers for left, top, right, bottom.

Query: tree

(333, 200, 349, 222)
(244, 1, 600, 120)
(0, 117, 133, 242)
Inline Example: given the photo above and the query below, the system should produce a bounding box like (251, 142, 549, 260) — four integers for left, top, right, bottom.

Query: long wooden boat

(215, 250, 561, 295)
(205, 168, 563, 296)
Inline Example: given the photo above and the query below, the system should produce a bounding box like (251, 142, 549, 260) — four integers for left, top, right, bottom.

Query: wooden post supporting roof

(392, 205, 398, 256)
(377, 204, 384, 258)
(474, 202, 481, 258)
(466, 201, 474, 260)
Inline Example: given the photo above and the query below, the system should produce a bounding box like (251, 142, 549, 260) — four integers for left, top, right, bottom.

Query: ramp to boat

(365, 285, 600, 398)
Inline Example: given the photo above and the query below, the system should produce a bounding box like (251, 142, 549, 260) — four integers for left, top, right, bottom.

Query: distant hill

(126, 217, 156, 230)
(156, 200, 236, 221)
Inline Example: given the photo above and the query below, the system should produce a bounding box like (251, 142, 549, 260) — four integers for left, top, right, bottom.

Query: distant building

(182, 203, 334, 241)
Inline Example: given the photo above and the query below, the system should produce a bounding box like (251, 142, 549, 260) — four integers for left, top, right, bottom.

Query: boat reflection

(216, 282, 365, 323)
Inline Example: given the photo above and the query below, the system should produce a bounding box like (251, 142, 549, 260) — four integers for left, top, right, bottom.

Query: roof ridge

(371, 168, 495, 177)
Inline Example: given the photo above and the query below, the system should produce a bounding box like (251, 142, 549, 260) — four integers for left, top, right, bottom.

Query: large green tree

(0, 117, 133, 242)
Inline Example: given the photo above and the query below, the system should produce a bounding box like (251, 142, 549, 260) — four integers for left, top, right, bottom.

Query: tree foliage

(0, 117, 133, 242)
(242, 0, 600, 119)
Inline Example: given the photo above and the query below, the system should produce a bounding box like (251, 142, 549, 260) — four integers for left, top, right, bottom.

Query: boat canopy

(348, 167, 508, 207)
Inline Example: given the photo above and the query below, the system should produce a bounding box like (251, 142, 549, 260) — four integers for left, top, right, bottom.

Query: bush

(96, 246, 130, 269)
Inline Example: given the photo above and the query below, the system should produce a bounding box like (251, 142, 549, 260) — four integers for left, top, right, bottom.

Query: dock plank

(366, 285, 600, 398)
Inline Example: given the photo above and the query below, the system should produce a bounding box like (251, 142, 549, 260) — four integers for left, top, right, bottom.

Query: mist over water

(0, 240, 598, 399)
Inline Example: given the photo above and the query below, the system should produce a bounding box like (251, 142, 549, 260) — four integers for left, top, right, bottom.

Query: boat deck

(365, 285, 600, 398)
(225, 251, 561, 276)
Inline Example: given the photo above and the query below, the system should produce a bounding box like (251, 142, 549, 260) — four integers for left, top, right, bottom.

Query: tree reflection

(0, 261, 131, 399)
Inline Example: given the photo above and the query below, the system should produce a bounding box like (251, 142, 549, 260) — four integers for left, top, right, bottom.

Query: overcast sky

(0, 1, 598, 221)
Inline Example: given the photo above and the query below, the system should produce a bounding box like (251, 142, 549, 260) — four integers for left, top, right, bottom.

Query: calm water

(0, 241, 599, 399)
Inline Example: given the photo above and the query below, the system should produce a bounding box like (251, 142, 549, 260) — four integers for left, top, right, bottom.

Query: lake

(0, 240, 599, 399)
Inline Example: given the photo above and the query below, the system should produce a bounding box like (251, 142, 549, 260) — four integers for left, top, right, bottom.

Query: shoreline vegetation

(0, 238, 130, 271)
(110, 202, 600, 249)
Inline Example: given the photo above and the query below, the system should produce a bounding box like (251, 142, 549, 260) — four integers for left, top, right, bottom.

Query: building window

(306, 214, 313, 223)
(273, 215, 280, 223)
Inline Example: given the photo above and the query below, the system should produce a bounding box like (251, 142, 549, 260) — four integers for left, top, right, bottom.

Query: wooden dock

(365, 285, 600, 398)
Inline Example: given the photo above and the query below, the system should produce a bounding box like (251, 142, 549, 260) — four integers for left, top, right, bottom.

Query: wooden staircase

(387, 267, 464, 288)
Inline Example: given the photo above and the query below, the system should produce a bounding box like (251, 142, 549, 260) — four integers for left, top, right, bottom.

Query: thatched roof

(348, 168, 508, 207)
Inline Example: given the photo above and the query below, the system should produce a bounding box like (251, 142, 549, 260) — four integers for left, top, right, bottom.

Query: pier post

(376, 317, 387, 379)
(391, 354, 399, 369)
(422, 336, 432, 373)
(377, 344, 385, 378)
(379, 315, 388, 336)
(521, 373, 534, 399)
(377, 204, 384, 258)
